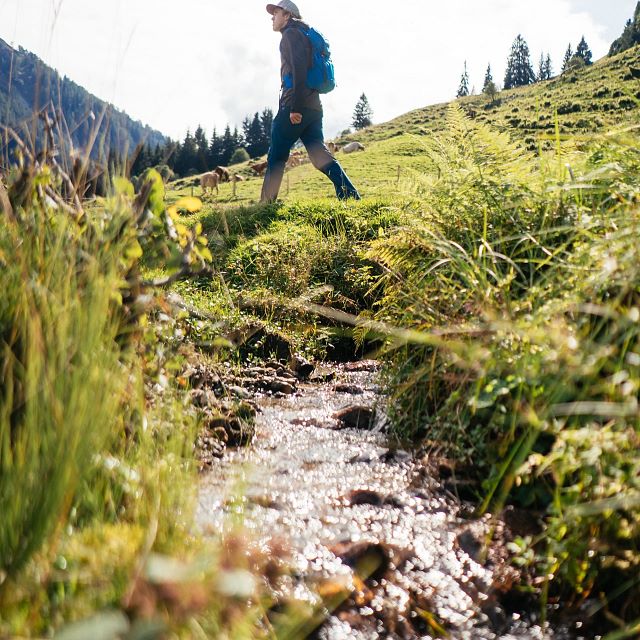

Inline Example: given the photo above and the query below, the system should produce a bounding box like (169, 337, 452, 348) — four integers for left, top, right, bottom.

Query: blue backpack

(284, 26, 336, 94)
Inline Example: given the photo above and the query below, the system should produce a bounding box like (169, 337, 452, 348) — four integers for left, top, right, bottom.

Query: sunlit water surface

(197, 365, 577, 639)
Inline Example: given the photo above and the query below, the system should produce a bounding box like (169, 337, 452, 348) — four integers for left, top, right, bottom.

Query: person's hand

(290, 112, 303, 125)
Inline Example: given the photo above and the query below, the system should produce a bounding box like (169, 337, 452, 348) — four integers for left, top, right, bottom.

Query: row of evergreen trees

(459, 0, 640, 100)
(457, 34, 594, 98)
(135, 91, 377, 179)
(130, 108, 274, 178)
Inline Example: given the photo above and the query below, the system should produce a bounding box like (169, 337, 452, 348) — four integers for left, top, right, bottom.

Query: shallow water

(197, 364, 577, 639)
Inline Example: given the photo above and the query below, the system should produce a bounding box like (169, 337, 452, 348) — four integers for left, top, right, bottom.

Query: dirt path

(196, 363, 560, 639)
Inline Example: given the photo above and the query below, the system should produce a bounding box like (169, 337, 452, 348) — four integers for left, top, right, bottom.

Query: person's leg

(260, 108, 300, 203)
(300, 110, 360, 200)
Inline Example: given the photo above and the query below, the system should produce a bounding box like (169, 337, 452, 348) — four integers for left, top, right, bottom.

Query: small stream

(196, 363, 571, 639)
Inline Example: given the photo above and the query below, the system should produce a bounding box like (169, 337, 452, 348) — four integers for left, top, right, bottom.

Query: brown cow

(250, 161, 268, 176)
(285, 150, 308, 169)
(200, 171, 219, 195)
(213, 166, 231, 182)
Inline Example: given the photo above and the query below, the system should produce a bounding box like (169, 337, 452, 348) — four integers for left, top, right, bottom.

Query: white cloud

(0, 1, 623, 140)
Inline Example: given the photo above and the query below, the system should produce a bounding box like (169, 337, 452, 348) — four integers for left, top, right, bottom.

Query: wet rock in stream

(185, 362, 262, 469)
(229, 385, 252, 399)
(269, 379, 296, 395)
(348, 489, 385, 507)
(333, 383, 365, 395)
(197, 364, 562, 639)
(342, 359, 379, 372)
(290, 354, 315, 379)
(333, 405, 376, 430)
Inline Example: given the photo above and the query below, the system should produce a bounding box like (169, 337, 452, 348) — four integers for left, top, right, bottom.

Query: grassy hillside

(161, 45, 640, 634)
(2, 43, 640, 639)
(355, 44, 640, 147)
(167, 45, 640, 207)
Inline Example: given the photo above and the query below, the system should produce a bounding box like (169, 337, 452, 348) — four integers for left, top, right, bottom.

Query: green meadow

(2, 42, 640, 638)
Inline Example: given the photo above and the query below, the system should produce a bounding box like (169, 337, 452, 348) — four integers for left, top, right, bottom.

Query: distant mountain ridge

(0, 37, 167, 163)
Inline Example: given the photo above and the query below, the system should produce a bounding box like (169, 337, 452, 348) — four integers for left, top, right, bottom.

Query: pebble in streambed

(197, 363, 556, 640)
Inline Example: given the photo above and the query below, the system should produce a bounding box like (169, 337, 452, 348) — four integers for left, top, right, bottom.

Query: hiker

(261, 0, 360, 203)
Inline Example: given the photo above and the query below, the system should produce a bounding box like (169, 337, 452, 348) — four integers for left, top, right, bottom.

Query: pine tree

(175, 130, 198, 176)
(562, 44, 573, 72)
(537, 53, 545, 82)
(219, 126, 234, 167)
(232, 127, 244, 153)
(576, 36, 593, 65)
(482, 64, 493, 93)
(208, 129, 223, 168)
(162, 141, 178, 172)
(352, 93, 373, 130)
(544, 54, 553, 80)
(241, 116, 252, 148)
(194, 125, 209, 171)
(536, 53, 553, 81)
(259, 108, 274, 157)
(243, 112, 263, 158)
(457, 61, 470, 97)
(129, 144, 149, 178)
(503, 35, 536, 89)
(149, 144, 164, 168)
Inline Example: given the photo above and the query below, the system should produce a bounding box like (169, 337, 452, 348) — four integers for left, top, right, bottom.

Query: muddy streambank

(196, 362, 578, 639)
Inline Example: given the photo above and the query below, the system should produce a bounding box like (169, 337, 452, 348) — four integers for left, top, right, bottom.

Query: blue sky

(0, 1, 636, 140)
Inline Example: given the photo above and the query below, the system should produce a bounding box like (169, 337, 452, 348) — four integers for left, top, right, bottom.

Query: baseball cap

(266, 0, 301, 19)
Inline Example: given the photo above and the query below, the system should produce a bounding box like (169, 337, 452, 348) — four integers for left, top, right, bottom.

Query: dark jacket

(279, 20, 322, 112)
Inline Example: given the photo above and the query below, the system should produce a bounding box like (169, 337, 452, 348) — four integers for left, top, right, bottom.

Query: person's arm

(281, 28, 308, 123)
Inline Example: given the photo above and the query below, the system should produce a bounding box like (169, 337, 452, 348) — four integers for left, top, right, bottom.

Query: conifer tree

(241, 115, 252, 145)
(457, 61, 470, 97)
(482, 64, 493, 93)
(243, 112, 263, 158)
(537, 53, 544, 82)
(175, 130, 198, 176)
(232, 127, 244, 156)
(352, 93, 373, 130)
(208, 129, 223, 168)
(194, 125, 209, 171)
(219, 125, 234, 166)
(562, 44, 573, 72)
(537, 53, 553, 81)
(576, 36, 593, 65)
(130, 145, 149, 178)
(259, 108, 274, 156)
(504, 35, 536, 89)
